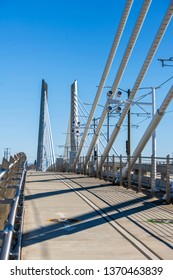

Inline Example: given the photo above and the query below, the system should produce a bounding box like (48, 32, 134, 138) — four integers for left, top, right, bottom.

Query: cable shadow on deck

(22, 193, 173, 252)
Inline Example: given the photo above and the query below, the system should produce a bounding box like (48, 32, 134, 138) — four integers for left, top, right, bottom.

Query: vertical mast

(70, 80, 79, 162)
(36, 79, 48, 171)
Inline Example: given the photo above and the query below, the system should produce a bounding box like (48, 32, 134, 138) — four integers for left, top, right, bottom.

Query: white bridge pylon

(36, 79, 55, 171)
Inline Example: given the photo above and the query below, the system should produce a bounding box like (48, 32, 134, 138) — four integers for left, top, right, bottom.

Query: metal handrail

(0, 153, 27, 260)
(0, 162, 17, 180)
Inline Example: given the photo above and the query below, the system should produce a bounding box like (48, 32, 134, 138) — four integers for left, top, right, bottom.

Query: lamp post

(138, 86, 157, 186)
(152, 87, 156, 159)
(127, 89, 131, 156)
(106, 88, 131, 156)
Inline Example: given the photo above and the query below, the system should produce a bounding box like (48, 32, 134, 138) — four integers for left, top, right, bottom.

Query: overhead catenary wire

(78, 98, 119, 156)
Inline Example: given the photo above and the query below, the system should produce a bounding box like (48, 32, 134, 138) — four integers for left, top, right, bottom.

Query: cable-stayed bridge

(36, 79, 56, 171)
(1, 0, 173, 261)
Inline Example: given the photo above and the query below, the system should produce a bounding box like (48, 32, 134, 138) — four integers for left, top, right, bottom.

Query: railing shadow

(22, 178, 173, 252)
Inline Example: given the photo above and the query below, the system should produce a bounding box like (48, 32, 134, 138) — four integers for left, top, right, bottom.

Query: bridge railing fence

(0, 153, 27, 260)
(58, 153, 173, 204)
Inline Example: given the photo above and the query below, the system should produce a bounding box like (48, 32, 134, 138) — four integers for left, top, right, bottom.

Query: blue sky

(0, 0, 173, 163)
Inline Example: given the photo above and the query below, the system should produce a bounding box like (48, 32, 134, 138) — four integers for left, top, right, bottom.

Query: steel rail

(98, 0, 173, 171)
(0, 159, 27, 260)
(74, 0, 134, 166)
(85, 0, 152, 168)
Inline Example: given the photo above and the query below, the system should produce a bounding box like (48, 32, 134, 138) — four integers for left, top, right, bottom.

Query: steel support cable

(43, 99, 49, 170)
(47, 111, 55, 167)
(74, 0, 134, 165)
(85, 0, 152, 167)
(43, 98, 53, 169)
(78, 102, 105, 156)
(63, 120, 71, 160)
(48, 109, 56, 166)
(78, 97, 90, 117)
(45, 99, 55, 168)
(98, 0, 173, 171)
(78, 102, 92, 153)
(78, 99, 119, 156)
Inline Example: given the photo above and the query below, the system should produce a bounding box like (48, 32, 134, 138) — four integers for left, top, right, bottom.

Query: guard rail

(0, 152, 27, 260)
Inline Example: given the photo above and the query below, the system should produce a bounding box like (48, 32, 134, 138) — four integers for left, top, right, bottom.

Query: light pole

(127, 89, 131, 156)
(106, 88, 132, 156)
(138, 86, 157, 185)
(152, 87, 156, 162)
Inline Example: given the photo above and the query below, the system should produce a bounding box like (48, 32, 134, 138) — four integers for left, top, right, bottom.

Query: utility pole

(152, 87, 157, 184)
(127, 89, 131, 156)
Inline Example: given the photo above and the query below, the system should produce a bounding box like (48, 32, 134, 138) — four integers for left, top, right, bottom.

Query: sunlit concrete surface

(21, 171, 173, 260)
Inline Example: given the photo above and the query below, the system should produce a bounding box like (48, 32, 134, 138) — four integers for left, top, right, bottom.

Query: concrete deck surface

(21, 171, 173, 260)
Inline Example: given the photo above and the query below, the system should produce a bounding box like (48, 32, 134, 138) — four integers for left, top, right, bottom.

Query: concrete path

(21, 171, 173, 260)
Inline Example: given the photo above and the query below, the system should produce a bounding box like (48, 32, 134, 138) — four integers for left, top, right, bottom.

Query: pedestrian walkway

(21, 171, 173, 260)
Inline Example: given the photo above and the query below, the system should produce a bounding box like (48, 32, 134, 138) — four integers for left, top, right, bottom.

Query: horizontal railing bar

(0, 159, 27, 260)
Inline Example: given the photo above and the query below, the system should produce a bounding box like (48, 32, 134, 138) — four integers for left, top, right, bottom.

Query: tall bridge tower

(64, 80, 79, 163)
(36, 79, 55, 171)
(70, 80, 79, 158)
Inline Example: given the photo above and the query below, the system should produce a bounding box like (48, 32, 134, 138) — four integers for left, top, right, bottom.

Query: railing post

(91, 156, 94, 177)
(112, 155, 115, 183)
(138, 154, 142, 192)
(95, 154, 99, 178)
(84, 157, 87, 175)
(82, 156, 84, 174)
(106, 156, 109, 181)
(100, 156, 103, 180)
(119, 155, 123, 186)
(127, 155, 131, 189)
(166, 155, 170, 204)
(79, 156, 82, 174)
(151, 154, 155, 196)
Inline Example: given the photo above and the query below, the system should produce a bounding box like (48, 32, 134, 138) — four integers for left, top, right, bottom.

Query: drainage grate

(147, 219, 173, 224)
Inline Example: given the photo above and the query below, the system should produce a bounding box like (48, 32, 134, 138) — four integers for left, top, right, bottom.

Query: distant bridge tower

(70, 80, 79, 162)
(36, 79, 55, 171)
(64, 80, 79, 163)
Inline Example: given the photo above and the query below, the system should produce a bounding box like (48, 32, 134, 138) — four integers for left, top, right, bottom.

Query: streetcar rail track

(55, 174, 162, 260)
